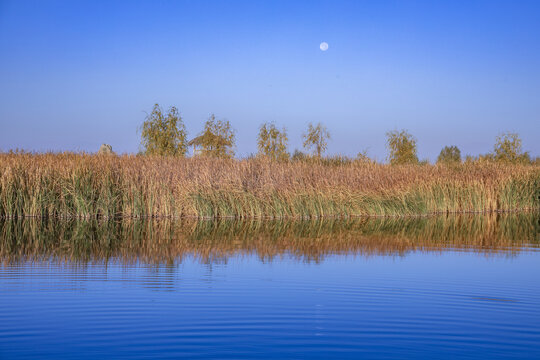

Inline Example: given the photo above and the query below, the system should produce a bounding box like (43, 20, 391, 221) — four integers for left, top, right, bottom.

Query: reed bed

(0, 152, 538, 219)
(1, 214, 537, 264)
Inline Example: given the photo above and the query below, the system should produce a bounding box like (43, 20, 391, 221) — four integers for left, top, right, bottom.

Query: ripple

(1, 251, 540, 359)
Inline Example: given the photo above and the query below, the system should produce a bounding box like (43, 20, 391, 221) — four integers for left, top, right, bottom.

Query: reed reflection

(1, 213, 538, 265)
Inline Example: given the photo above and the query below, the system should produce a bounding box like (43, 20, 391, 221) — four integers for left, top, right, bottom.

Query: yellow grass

(0, 152, 538, 218)
(1, 214, 537, 264)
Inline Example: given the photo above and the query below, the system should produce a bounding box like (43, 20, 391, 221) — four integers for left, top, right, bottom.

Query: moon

(320, 42, 329, 51)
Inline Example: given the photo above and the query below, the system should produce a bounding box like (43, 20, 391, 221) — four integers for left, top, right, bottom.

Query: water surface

(1, 214, 539, 359)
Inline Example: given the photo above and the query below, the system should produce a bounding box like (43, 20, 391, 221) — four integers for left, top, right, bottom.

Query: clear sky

(1, 0, 539, 161)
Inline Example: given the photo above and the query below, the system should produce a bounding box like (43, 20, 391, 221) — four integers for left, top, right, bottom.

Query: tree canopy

(197, 114, 236, 158)
(386, 129, 418, 165)
(140, 104, 188, 156)
(257, 122, 289, 160)
(303, 122, 330, 158)
(493, 132, 530, 163)
(437, 145, 461, 164)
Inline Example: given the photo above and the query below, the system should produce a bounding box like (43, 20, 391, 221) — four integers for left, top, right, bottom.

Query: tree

(140, 104, 188, 156)
(198, 114, 236, 158)
(291, 149, 308, 162)
(303, 122, 330, 158)
(493, 132, 529, 163)
(257, 122, 289, 160)
(437, 145, 461, 164)
(356, 149, 373, 163)
(386, 129, 418, 165)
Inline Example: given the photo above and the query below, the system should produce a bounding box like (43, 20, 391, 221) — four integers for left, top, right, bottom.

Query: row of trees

(140, 105, 236, 158)
(140, 104, 533, 164)
(140, 104, 332, 160)
(384, 130, 532, 164)
(436, 132, 531, 164)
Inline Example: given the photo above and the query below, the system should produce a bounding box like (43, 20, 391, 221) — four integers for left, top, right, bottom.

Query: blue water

(2, 249, 540, 359)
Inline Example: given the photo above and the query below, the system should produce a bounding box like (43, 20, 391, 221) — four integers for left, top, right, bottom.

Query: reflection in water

(2, 213, 540, 359)
(1, 213, 539, 264)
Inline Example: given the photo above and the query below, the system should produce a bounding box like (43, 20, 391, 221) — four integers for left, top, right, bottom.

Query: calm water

(1, 214, 539, 359)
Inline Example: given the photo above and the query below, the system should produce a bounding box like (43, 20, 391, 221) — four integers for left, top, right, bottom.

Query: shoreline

(1, 153, 539, 219)
(1, 207, 539, 220)
(2, 212, 538, 265)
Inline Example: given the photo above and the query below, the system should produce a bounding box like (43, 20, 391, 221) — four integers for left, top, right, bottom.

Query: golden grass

(0, 152, 538, 218)
(1, 214, 537, 264)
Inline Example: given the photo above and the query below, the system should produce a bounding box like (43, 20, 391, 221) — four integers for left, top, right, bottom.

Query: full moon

(320, 42, 329, 51)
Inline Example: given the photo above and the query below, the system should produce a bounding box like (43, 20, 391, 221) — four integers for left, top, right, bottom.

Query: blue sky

(1, 0, 539, 161)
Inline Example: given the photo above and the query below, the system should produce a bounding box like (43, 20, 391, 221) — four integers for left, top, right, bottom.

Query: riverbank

(0, 153, 538, 219)
(1, 213, 538, 263)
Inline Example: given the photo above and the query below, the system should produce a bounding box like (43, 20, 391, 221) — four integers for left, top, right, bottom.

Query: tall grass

(0, 152, 538, 218)
(1, 214, 537, 264)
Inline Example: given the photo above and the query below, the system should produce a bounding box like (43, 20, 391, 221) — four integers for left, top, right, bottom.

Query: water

(1, 214, 539, 359)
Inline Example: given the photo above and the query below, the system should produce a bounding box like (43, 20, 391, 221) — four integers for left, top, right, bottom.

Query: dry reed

(1, 214, 537, 264)
(0, 152, 538, 219)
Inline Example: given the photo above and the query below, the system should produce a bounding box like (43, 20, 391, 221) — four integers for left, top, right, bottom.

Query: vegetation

(135, 106, 533, 168)
(303, 122, 330, 158)
(140, 104, 188, 156)
(1, 213, 537, 264)
(493, 132, 530, 164)
(196, 114, 236, 158)
(386, 129, 419, 165)
(0, 152, 538, 219)
(257, 122, 289, 160)
(461, 133, 533, 165)
(356, 150, 373, 163)
(98, 144, 114, 155)
(2, 111, 537, 220)
(437, 146, 461, 164)
(291, 149, 308, 162)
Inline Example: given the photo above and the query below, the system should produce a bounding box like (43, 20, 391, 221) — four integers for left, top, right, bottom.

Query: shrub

(437, 146, 461, 164)
(303, 122, 330, 158)
(291, 149, 308, 162)
(386, 129, 418, 165)
(493, 132, 530, 164)
(356, 149, 374, 163)
(197, 114, 236, 158)
(140, 104, 188, 156)
(257, 122, 289, 160)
